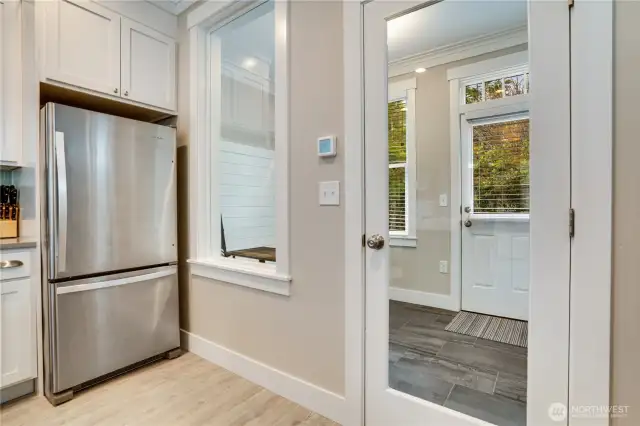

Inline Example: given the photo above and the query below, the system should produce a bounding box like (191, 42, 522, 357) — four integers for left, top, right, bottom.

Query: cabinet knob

(124, 91, 129, 97)
(114, 88, 118, 94)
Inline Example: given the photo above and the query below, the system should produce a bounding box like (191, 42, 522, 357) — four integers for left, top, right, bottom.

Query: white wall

(177, 0, 345, 395)
(220, 141, 276, 252)
(389, 44, 527, 301)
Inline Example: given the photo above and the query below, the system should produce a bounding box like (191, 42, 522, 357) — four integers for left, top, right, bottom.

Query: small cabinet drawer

(0, 250, 31, 280)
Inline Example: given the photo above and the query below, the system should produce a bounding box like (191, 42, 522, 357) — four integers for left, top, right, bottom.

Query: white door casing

(460, 114, 530, 321)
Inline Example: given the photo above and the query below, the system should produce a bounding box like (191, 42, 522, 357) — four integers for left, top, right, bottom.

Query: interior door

(363, 1, 571, 425)
(461, 114, 530, 321)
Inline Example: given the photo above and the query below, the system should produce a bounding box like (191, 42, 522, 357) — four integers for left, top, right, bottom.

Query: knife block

(0, 209, 19, 239)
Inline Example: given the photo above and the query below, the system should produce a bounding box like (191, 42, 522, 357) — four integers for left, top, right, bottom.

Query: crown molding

(389, 25, 528, 78)
(146, 0, 196, 16)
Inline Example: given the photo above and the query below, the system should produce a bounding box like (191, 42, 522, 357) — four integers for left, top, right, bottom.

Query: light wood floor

(0, 352, 339, 426)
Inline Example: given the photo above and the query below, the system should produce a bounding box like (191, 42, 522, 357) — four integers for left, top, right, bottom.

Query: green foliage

(473, 120, 530, 213)
(465, 84, 482, 104)
(388, 100, 407, 231)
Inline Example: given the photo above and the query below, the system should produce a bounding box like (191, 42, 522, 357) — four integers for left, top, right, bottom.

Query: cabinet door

(0, 2, 5, 164)
(121, 18, 176, 111)
(0, 1, 22, 165)
(44, 0, 121, 96)
(1, 279, 33, 388)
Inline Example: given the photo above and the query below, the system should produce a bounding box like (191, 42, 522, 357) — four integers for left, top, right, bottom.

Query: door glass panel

(473, 119, 530, 214)
(386, 2, 529, 425)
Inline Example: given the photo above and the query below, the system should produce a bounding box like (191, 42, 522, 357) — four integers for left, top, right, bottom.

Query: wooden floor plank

(0, 353, 338, 426)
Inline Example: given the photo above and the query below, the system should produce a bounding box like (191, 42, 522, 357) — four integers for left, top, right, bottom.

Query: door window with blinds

(472, 116, 530, 215)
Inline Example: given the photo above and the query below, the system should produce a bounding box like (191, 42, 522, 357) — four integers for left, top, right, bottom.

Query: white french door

(363, 1, 571, 425)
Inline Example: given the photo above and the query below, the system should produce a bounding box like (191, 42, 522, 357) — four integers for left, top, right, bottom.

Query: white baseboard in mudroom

(389, 287, 460, 312)
(180, 330, 348, 425)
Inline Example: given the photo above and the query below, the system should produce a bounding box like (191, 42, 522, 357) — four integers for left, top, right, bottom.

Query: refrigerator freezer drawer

(52, 266, 179, 393)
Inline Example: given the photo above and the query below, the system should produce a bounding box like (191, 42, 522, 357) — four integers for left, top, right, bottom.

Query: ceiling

(147, 0, 194, 15)
(387, 1, 527, 63)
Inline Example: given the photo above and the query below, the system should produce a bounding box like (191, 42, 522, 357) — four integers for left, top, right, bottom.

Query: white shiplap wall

(220, 140, 276, 252)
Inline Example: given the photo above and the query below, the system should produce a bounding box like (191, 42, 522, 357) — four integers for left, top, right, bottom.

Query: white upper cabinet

(121, 18, 176, 111)
(44, 0, 121, 97)
(0, 1, 23, 165)
(0, 2, 5, 164)
(40, 0, 177, 112)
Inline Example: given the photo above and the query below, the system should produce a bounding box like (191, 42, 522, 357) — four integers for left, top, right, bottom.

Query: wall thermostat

(317, 136, 337, 157)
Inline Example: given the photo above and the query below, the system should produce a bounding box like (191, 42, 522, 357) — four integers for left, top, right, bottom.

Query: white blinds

(388, 99, 407, 232)
(473, 119, 530, 214)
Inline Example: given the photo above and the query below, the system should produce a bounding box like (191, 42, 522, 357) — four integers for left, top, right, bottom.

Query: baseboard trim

(1, 379, 35, 405)
(181, 330, 347, 425)
(389, 287, 459, 312)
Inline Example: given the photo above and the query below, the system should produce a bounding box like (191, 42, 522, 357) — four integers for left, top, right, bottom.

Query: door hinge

(569, 208, 575, 238)
(362, 233, 366, 248)
(568, 0, 574, 8)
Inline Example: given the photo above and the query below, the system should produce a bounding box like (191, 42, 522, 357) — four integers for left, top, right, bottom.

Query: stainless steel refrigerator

(40, 103, 180, 405)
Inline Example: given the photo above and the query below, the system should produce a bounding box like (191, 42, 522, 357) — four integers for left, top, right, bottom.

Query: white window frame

(460, 65, 529, 105)
(388, 77, 417, 248)
(187, 0, 291, 296)
(462, 112, 531, 221)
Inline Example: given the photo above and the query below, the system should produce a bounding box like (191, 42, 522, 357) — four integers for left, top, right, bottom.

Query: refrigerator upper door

(45, 104, 177, 280)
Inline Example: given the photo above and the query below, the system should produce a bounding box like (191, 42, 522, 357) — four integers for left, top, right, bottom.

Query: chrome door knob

(464, 219, 472, 227)
(367, 234, 385, 250)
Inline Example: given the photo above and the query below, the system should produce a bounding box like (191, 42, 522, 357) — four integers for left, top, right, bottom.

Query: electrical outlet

(439, 260, 448, 274)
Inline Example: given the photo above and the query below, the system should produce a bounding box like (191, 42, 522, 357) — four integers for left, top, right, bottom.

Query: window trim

(388, 78, 417, 248)
(187, 0, 291, 296)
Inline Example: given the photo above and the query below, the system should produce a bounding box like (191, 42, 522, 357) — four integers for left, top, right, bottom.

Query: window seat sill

(188, 258, 292, 296)
(390, 236, 417, 248)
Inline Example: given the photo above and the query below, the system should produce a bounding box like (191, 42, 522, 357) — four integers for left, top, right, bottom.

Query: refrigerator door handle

(55, 132, 68, 273)
(56, 267, 177, 295)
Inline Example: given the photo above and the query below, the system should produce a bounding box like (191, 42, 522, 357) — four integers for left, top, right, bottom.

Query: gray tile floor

(389, 300, 527, 426)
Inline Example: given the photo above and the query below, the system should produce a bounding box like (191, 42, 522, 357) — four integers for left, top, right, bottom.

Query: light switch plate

(439, 260, 449, 274)
(439, 194, 448, 207)
(319, 181, 340, 206)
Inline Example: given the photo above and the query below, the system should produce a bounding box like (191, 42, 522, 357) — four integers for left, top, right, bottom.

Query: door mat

(444, 311, 528, 348)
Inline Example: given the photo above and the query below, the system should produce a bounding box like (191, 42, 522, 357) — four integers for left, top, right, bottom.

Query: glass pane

(465, 83, 483, 104)
(389, 166, 407, 232)
(388, 100, 407, 163)
(473, 119, 530, 214)
(504, 74, 526, 97)
(485, 78, 503, 100)
(213, 1, 277, 265)
(386, 1, 528, 425)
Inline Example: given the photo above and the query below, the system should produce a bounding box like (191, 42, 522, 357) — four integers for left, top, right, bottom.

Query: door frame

(342, 1, 612, 426)
(458, 111, 531, 322)
(448, 51, 531, 315)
